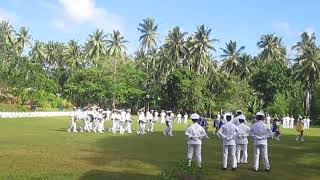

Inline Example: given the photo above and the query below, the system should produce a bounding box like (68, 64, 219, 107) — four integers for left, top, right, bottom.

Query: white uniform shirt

(184, 114, 188, 120)
(177, 113, 182, 120)
(111, 113, 117, 120)
(218, 121, 239, 145)
(161, 112, 166, 119)
(121, 111, 126, 122)
(154, 111, 159, 118)
(266, 116, 271, 126)
(236, 123, 250, 145)
(126, 113, 132, 121)
(233, 115, 247, 125)
(138, 112, 145, 122)
(250, 120, 273, 146)
(70, 111, 75, 119)
(185, 123, 207, 145)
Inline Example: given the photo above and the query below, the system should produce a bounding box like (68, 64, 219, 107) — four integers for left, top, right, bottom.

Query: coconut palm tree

(188, 24, 218, 74)
(137, 18, 159, 52)
(237, 54, 253, 80)
(221, 40, 245, 75)
(106, 30, 128, 58)
(16, 27, 32, 54)
(64, 40, 82, 70)
(292, 33, 320, 115)
(29, 40, 45, 64)
(161, 26, 188, 80)
(0, 20, 14, 43)
(84, 29, 107, 66)
(257, 34, 286, 62)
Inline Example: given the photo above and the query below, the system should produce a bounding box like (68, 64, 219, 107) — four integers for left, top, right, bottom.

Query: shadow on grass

(78, 169, 158, 180)
(76, 128, 320, 180)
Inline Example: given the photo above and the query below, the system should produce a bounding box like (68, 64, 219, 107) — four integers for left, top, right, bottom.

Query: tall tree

(106, 30, 128, 58)
(221, 40, 245, 75)
(64, 40, 82, 71)
(16, 27, 32, 54)
(257, 34, 286, 63)
(188, 25, 218, 74)
(84, 29, 107, 66)
(137, 18, 159, 52)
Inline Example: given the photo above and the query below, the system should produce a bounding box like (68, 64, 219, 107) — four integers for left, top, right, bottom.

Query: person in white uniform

(137, 110, 146, 134)
(306, 116, 311, 129)
(289, 115, 294, 129)
(177, 112, 182, 124)
(236, 116, 250, 164)
(154, 110, 159, 123)
(233, 110, 247, 125)
(106, 108, 111, 121)
(265, 114, 271, 128)
(147, 110, 154, 132)
(125, 109, 132, 133)
(250, 112, 273, 172)
(185, 113, 208, 168)
(184, 112, 188, 124)
(111, 110, 118, 134)
(119, 110, 126, 134)
(67, 107, 77, 132)
(218, 112, 239, 170)
(160, 110, 166, 124)
(163, 111, 175, 136)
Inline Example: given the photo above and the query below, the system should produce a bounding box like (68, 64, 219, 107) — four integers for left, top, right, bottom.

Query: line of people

(186, 111, 273, 172)
(66, 107, 190, 134)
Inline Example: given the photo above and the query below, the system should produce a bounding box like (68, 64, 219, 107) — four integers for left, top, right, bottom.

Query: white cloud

(44, 0, 124, 33)
(273, 21, 299, 37)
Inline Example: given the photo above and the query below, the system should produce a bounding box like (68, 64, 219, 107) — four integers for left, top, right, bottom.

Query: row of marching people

(66, 107, 190, 134)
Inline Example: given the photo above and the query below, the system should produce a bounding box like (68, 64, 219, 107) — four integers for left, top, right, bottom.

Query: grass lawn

(0, 117, 319, 180)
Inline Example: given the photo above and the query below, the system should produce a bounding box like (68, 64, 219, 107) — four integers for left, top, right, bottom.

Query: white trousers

(253, 145, 270, 170)
(81, 119, 90, 132)
(222, 145, 237, 168)
(138, 122, 146, 134)
(161, 117, 165, 124)
(184, 118, 188, 124)
(126, 121, 132, 133)
(306, 122, 310, 129)
(236, 144, 248, 163)
(187, 144, 202, 167)
(67, 119, 77, 132)
(163, 122, 173, 136)
(148, 121, 154, 132)
(177, 118, 181, 124)
(119, 121, 125, 134)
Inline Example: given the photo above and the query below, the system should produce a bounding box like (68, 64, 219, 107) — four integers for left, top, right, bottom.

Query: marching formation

(66, 107, 312, 172)
(66, 107, 190, 134)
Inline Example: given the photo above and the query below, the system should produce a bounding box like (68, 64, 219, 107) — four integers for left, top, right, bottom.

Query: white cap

(238, 114, 246, 120)
(225, 112, 232, 116)
(236, 110, 242, 114)
(256, 112, 265, 117)
(190, 113, 200, 120)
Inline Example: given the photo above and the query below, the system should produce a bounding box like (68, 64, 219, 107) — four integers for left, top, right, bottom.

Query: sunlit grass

(0, 117, 319, 180)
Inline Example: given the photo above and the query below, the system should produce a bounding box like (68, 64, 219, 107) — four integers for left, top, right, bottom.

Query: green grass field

(0, 117, 319, 180)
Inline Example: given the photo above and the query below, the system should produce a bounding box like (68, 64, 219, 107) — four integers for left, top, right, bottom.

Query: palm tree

(106, 30, 128, 58)
(188, 24, 218, 74)
(237, 54, 253, 80)
(0, 20, 14, 43)
(16, 27, 32, 54)
(137, 18, 159, 52)
(257, 34, 286, 63)
(29, 40, 45, 64)
(221, 40, 245, 75)
(84, 29, 107, 66)
(292, 33, 320, 115)
(64, 40, 82, 70)
(161, 26, 188, 80)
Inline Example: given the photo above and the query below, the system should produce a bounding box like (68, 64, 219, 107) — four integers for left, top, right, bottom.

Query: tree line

(0, 18, 320, 122)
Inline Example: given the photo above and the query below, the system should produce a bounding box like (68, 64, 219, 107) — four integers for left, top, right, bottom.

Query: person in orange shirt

(296, 116, 305, 142)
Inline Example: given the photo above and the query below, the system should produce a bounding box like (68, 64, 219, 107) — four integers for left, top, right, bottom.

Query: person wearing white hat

(111, 110, 118, 134)
(154, 110, 159, 123)
(137, 110, 146, 134)
(218, 112, 239, 170)
(236, 117, 250, 164)
(119, 110, 126, 134)
(163, 111, 175, 136)
(106, 108, 111, 121)
(250, 112, 273, 172)
(233, 110, 247, 125)
(67, 107, 78, 132)
(184, 112, 188, 124)
(177, 112, 182, 124)
(160, 110, 166, 124)
(125, 109, 132, 133)
(185, 113, 208, 168)
(147, 110, 154, 132)
(306, 116, 311, 129)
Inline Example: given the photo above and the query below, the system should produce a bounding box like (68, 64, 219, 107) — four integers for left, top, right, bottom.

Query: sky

(0, 0, 319, 58)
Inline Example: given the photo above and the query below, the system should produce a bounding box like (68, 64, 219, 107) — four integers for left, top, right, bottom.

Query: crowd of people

(66, 107, 312, 172)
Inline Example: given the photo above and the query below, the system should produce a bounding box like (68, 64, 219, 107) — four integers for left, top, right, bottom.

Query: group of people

(187, 110, 312, 172)
(66, 107, 190, 134)
(187, 111, 272, 172)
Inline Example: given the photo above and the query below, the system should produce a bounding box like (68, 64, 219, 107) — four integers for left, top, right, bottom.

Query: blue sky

(1, 0, 319, 57)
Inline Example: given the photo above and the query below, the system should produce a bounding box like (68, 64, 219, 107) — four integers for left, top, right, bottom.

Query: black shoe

(252, 168, 258, 172)
(232, 168, 237, 171)
(222, 168, 227, 170)
(265, 168, 270, 172)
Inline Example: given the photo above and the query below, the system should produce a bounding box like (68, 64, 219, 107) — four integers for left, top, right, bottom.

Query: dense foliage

(0, 19, 320, 123)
